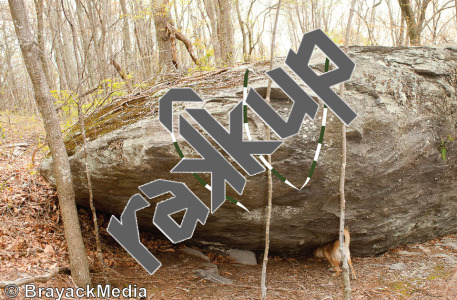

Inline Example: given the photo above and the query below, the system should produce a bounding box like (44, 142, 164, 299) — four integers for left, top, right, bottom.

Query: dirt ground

(1, 114, 457, 300)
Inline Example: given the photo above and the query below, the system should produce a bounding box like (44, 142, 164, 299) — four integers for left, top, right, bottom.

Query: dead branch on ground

(0, 267, 71, 288)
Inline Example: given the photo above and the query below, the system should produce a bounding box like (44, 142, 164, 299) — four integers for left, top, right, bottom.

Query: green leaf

(441, 147, 446, 160)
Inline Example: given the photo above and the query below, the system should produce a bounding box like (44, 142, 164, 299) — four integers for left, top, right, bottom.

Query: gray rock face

(39, 46, 457, 256)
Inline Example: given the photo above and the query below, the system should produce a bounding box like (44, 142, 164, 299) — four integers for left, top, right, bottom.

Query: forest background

(1, 0, 456, 118)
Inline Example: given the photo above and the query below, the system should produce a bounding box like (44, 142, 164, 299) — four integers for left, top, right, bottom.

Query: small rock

(389, 263, 406, 271)
(226, 249, 257, 265)
(413, 63, 445, 76)
(396, 250, 421, 256)
(443, 242, 457, 251)
(432, 253, 457, 265)
(180, 247, 210, 261)
(321, 282, 334, 287)
(194, 269, 232, 284)
(417, 245, 431, 254)
(44, 245, 55, 255)
(201, 262, 217, 269)
(12, 148, 23, 156)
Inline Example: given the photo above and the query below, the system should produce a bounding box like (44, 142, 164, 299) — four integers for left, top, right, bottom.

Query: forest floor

(1, 113, 457, 300)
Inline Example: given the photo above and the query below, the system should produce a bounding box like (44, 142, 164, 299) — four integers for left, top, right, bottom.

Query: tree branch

(165, 22, 201, 66)
(112, 59, 133, 91)
(0, 267, 71, 288)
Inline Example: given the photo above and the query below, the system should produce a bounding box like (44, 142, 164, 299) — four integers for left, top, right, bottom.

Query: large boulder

(40, 46, 457, 256)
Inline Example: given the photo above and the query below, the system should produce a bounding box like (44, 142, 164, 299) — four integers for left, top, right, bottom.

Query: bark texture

(203, 0, 234, 66)
(340, 0, 357, 298)
(153, 0, 175, 72)
(120, 0, 132, 73)
(9, 0, 91, 287)
(216, 0, 235, 65)
(398, 0, 431, 46)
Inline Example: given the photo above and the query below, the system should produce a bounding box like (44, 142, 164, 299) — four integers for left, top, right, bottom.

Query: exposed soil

(1, 114, 456, 300)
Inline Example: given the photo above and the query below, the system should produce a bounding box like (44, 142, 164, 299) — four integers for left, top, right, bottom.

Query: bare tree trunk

(216, 0, 235, 65)
(204, 0, 222, 64)
(398, 0, 421, 45)
(57, 2, 78, 89)
(145, 5, 157, 77)
(8, 0, 91, 287)
(62, 2, 106, 282)
(48, 5, 69, 91)
(1, 25, 21, 111)
(102, 0, 113, 84)
(339, 102, 350, 300)
(399, 13, 406, 46)
(235, 0, 248, 62)
(386, 0, 398, 46)
(261, 1, 281, 299)
(86, 0, 108, 86)
(152, 0, 175, 72)
(120, 0, 132, 73)
(132, 0, 148, 79)
(34, 0, 52, 89)
(339, 0, 356, 299)
(369, 0, 382, 45)
(152, 0, 200, 73)
(75, 0, 95, 88)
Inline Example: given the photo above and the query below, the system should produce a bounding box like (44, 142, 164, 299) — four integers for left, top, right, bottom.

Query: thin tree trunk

(8, 0, 91, 287)
(339, 0, 356, 299)
(120, 0, 132, 73)
(204, 0, 222, 64)
(386, 0, 397, 46)
(235, 0, 248, 62)
(399, 0, 421, 45)
(75, 0, 95, 88)
(261, 1, 281, 299)
(132, 0, 147, 79)
(399, 13, 406, 46)
(295, 2, 305, 33)
(34, 0, 52, 89)
(145, 3, 156, 77)
(56, 2, 77, 89)
(369, 0, 382, 45)
(2, 40, 20, 110)
(62, 0, 106, 282)
(102, 0, 113, 85)
(48, 5, 68, 91)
